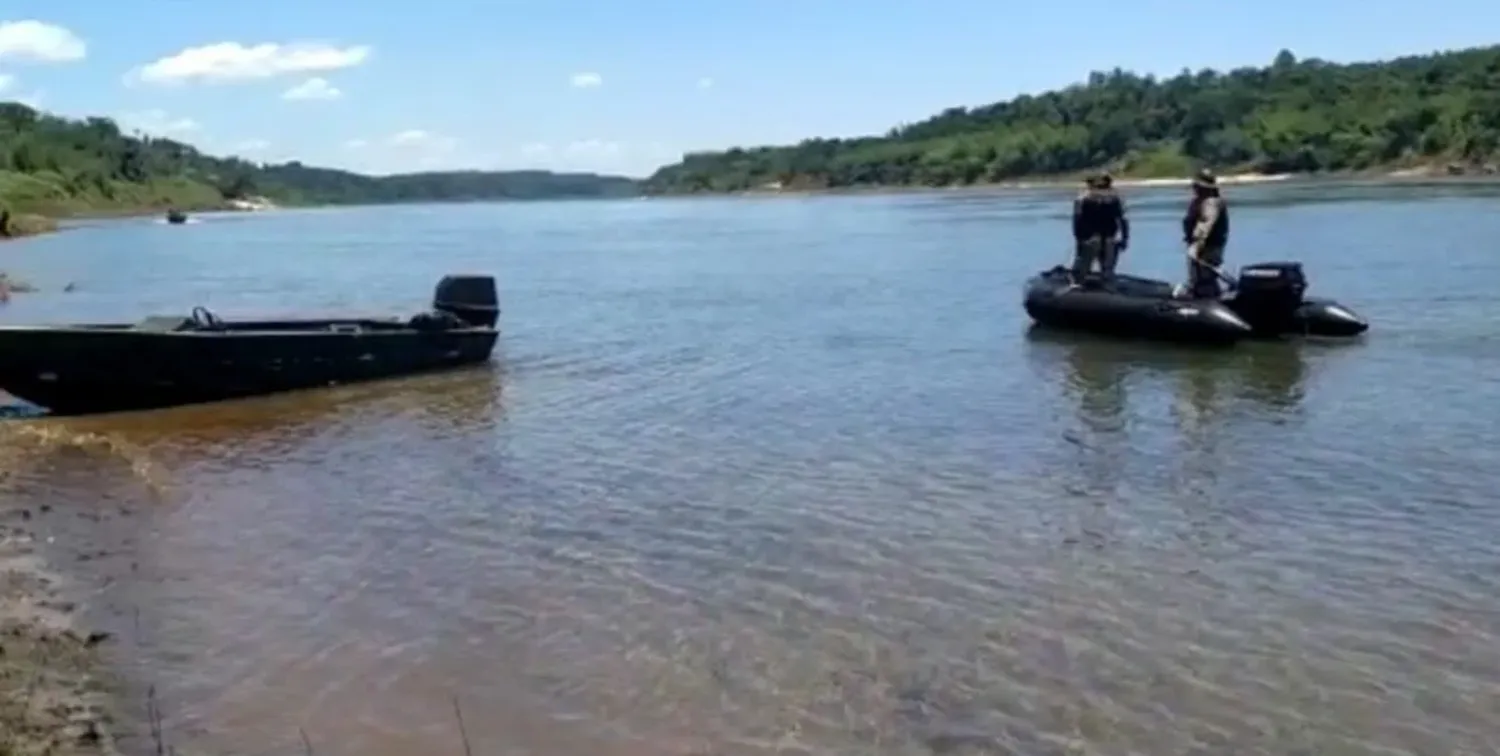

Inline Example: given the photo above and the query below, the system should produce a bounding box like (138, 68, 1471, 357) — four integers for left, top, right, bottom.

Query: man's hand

(1117, 238, 1129, 252)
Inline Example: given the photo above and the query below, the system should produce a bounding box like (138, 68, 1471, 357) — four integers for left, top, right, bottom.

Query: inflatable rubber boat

(1022, 261, 1368, 346)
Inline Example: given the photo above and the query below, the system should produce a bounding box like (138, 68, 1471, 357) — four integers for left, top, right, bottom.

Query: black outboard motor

(432, 274, 500, 328)
(1227, 261, 1369, 338)
(1229, 261, 1306, 335)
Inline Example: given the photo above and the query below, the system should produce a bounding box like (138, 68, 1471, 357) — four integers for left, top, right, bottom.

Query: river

(3, 182, 1500, 755)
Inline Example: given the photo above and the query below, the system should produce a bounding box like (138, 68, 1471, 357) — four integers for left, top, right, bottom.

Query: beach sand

(1, 419, 126, 756)
(0, 517, 118, 756)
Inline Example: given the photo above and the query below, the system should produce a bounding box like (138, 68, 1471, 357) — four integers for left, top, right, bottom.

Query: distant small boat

(165, 209, 188, 224)
(0, 274, 502, 416)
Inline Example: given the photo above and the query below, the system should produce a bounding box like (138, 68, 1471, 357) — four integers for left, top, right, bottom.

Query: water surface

(3, 183, 1500, 755)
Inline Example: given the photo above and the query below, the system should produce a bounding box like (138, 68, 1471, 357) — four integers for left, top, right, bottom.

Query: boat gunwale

(0, 323, 500, 338)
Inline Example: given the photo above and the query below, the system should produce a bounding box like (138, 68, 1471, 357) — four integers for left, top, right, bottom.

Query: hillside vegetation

(643, 44, 1500, 194)
(0, 101, 640, 236)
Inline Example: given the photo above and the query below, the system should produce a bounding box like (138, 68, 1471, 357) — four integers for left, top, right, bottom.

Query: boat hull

(1225, 295, 1370, 338)
(1023, 267, 1253, 346)
(0, 324, 498, 416)
(1023, 264, 1370, 344)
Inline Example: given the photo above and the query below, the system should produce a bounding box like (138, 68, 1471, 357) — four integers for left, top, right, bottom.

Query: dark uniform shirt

(1073, 188, 1128, 241)
(1183, 194, 1229, 246)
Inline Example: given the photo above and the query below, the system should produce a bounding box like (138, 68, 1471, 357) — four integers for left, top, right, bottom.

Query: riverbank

(647, 163, 1500, 199)
(0, 212, 60, 241)
(0, 197, 282, 244)
(0, 417, 153, 756)
(0, 512, 117, 756)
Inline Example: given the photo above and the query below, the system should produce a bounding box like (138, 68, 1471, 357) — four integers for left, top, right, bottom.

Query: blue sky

(2, 1, 1497, 178)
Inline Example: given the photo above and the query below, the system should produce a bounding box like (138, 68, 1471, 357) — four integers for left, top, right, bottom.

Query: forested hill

(0, 101, 640, 221)
(642, 44, 1500, 195)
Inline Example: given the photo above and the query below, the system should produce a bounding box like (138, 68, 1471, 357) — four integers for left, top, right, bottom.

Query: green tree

(0, 102, 641, 222)
(643, 44, 1500, 195)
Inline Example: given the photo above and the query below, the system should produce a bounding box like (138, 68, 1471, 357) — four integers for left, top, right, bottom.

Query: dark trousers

(1072, 236, 1119, 279)
(1185, 241, 1226, 298)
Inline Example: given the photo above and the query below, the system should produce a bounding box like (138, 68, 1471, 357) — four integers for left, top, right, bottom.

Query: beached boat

(0, 274, 501, 416)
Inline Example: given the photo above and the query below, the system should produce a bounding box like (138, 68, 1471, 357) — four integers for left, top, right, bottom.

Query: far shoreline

(642, 165, 1500, 200)
(7, 168, 1498, 246)
(0, 197, 280, 245)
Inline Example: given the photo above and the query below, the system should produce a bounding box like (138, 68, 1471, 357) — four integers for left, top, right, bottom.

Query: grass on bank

(0, 169, 229, 239)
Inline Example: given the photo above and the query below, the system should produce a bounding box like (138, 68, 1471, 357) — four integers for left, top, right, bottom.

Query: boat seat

(132, 315, 199, 332)
(407, 310, 468, 331)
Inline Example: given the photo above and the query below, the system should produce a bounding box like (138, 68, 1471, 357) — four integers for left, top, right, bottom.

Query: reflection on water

(0, 368, 503, 498)
(49, 365, 503, 450)
(1024, 325, 1316, 501)
(1026, 324, 1310, 414)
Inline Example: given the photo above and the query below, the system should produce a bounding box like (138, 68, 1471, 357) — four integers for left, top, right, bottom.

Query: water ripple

(5, 186, 1500, 754)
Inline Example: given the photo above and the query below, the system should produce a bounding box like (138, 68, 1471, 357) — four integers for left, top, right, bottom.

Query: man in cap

(1180, 168, 1230, 298)
(1070, 172, 1130, 281)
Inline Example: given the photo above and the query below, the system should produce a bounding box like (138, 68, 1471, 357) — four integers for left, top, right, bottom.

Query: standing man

(1181, 168, 1230, 298)
(1071, 172, 1130, 281)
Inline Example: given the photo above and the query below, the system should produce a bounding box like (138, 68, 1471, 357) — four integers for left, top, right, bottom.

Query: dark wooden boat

(165, 209, 188, 224)
(0, 274, 501, 416)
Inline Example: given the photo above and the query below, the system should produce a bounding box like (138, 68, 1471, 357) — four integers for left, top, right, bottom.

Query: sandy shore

(658, 165, 1500, 200)
(0, 416, 197, 756)
(0, 196, 280, 246)
(225, 197, 278, 212)
(0, 512, 118, 756)
(1004, 171, 1296, 189)
(0, 414, 148, 755)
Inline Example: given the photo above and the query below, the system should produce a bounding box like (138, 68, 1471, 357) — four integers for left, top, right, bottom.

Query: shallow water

(3, 183, 1500, 755)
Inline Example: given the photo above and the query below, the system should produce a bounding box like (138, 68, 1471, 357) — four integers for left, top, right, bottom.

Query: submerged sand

(1, 423, 123, 756)
(0, 519, 118, 756)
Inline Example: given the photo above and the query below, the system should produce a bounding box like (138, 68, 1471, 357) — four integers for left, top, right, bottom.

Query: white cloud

(0, 73, 12, 93)
(336, 130, 463, 173)
(388, 129, 432, 146)
(281, 76, 341, 101)
(386, 129, 458, 152)
(0, 20, 86, 63)
(510, 140, 673, 176)
(565, 139, 620, 157)
(697, 77, 713, 89)
(128, 41, 370, 86)
(515, 139, 631, 167)
(642, 142, 679, 161)
(569, 71, 602, 88)
(232, 138, 270, 153)
(119, 109, 200, 136)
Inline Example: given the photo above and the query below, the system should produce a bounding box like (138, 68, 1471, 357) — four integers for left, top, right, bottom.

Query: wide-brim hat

(1191, 168, 1218, 188)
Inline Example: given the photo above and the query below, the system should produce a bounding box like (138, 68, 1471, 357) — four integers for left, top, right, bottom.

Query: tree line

(0, 101, 640, 221)
(642, 44, 1500, 194)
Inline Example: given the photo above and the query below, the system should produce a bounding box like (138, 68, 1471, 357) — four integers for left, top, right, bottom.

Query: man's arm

(1071, 195, 1086, 240)
(1191, 197, 1221, 243)
(1116, 198, 1130, 246)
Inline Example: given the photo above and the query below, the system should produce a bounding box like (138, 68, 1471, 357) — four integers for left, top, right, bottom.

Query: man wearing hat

(1180, 168, 1230, 298)
(1070, 172, 1130, 281)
